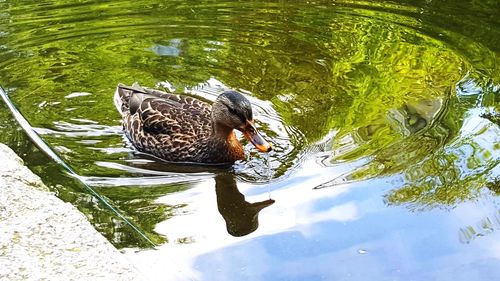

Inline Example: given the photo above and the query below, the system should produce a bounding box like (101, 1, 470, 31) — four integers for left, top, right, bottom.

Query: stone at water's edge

(0, 143, 144, 281)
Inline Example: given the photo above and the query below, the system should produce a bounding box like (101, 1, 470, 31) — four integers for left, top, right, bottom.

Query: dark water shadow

(119, 157, 276, 238)
(214, 173, 275, 237)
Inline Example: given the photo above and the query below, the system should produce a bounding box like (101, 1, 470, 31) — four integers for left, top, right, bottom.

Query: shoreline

(0, 143, 144, 281)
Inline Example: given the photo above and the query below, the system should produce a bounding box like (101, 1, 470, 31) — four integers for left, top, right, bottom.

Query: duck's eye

(227, 107, 238, 116)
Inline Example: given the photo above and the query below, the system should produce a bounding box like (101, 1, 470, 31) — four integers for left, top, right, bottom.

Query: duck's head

(212, 91, 272, 153)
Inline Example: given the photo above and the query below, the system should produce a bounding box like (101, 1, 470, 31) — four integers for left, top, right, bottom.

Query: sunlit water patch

(0, 0, 499, 280)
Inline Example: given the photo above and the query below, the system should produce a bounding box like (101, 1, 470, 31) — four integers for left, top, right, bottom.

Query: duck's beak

(240, 121, 272, 153)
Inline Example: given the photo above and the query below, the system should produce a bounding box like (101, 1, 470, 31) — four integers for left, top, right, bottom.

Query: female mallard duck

(114, 83, 272, 164)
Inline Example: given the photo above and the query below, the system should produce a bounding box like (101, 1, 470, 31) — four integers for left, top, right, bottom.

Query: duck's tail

(114, 82, 147, 116)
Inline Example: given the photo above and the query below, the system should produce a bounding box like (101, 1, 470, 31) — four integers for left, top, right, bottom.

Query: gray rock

(0, 143, 144, 281)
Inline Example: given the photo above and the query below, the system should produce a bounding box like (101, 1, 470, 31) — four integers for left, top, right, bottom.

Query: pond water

(1, 0, 499, 280)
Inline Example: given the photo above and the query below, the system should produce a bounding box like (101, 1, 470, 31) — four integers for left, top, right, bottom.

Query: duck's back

(114, 83, 214, 162)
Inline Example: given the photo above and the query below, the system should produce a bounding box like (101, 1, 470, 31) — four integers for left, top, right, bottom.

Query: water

(0, 0, 499, 280)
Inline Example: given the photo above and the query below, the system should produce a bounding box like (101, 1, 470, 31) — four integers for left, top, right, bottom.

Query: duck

(114, 83, 272, 165)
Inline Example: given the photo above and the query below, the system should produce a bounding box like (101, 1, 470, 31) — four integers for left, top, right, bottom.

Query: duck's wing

(116, 82, 213, 139)
(136, 96, 212, 137)
(115, 83, 178, 115)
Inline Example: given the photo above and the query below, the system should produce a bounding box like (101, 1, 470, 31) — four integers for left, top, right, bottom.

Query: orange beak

(240, 121, 272, 153)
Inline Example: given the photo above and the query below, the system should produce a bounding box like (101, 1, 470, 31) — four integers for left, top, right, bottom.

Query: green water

(0, 0, 499, 280)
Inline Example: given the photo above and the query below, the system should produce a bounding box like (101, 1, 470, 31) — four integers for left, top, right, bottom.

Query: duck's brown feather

(115, 83, 245, 164)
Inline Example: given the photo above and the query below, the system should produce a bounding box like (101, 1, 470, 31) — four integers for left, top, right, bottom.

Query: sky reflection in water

(126, 157, 500, 281)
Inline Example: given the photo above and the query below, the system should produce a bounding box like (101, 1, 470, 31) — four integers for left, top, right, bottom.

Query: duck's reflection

(122, 158, 275, 237)
(215, 173, 275, 237)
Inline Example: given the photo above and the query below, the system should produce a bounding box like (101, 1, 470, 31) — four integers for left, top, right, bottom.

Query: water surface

(0, 0, 499, 280)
